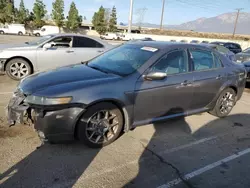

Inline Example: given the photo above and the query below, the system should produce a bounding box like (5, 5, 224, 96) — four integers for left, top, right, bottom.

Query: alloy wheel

(86, 110, 119, 144)
(9, 62, 29, 79)
(219, 91, 235, 114)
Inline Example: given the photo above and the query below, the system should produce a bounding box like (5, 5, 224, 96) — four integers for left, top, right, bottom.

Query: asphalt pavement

(0, 35, 250, 188)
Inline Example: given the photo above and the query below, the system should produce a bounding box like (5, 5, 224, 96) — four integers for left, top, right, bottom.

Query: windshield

(26, 35, 54, 45)
(243, 48, 250, 53)
(88, 44, 157, 76)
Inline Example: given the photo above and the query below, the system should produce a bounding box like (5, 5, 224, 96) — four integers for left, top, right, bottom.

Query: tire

(77, 102, 124, 148)
(18, 31, 23, 35)
(209, 88, 236, 118)
(0, 30, 4, 34)
(35, 33, 40, 37)
(6, 58, 32, 80)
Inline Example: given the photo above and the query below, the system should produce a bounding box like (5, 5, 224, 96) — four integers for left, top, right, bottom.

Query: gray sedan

(7, 42, 246, 148)
(0, 34, 112, 80)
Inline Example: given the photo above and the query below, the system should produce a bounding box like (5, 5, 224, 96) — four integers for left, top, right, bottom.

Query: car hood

(0, 43, 37, 50)
(19, 64, 120, 95)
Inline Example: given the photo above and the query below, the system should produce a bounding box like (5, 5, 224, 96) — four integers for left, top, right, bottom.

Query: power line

(233, 8, 243, 37)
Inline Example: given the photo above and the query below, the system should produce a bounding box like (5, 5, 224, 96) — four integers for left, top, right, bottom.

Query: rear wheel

(0, 30, 4, 34)
(18, 31, 23, 35)
(77, 102, 124, 148)
(6, 58, 32, 80)
(35, 33, 40, 37)
(209, 88, 236, 118)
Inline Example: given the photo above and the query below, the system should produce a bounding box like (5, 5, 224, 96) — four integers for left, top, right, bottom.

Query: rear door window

(189, 49, 214, 71)
(73, 36, 103, 48)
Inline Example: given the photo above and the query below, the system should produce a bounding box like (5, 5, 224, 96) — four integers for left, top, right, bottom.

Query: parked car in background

(121, 34, 134, 41)
(180, 40, 188, 43)
(201, 41, 209, 44)
(0, 24, 26, 35)
(33, 25, 60, 36)
(210, 42, 242, 54)
(170, 39, 176, 42)
(243, 61, 250, 82)
(100, 33, 120, 40)
(129, 37, 154, 42)
(201, 44, 236, 62)
(7, 42, 246, 148)
(0, 34, 113, 80)
(190, 40, 200, 43)
(235, 47, 250, 63)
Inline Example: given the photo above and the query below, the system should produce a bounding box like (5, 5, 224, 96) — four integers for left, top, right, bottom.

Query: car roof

(126, 41, 212, 51)
(49, 33, 110, 46)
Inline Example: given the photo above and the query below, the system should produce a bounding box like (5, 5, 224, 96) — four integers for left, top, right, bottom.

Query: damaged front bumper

(7, 91, 86, 143)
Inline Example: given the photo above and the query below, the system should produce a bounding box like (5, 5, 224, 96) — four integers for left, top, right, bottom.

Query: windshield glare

(88, 44, 157, 76)
(27, 35, 54, 46)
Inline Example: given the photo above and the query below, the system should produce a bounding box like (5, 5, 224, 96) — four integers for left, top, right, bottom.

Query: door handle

(66, 50, 74, 53)
(97, 50, 104, 53)
(216, 75, 222, 80)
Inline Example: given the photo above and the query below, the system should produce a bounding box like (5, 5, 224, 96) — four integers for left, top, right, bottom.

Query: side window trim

(149, 49, 190, 76)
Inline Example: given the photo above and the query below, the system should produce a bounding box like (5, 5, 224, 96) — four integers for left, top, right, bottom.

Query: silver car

(0, 34, 113, 80)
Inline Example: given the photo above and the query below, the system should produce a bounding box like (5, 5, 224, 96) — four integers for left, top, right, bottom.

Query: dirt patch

(145, 29, 250, 41)
(0, 124, 36, 139)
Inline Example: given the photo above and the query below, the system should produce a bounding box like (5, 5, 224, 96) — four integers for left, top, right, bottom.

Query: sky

(14, 0, 250, 25)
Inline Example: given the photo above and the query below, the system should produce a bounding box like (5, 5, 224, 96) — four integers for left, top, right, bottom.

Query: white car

(100, 33, 120, 40)
(0, 24, 26, 35)
(0, 34, 113, 80)
(33, 25, 60, 37)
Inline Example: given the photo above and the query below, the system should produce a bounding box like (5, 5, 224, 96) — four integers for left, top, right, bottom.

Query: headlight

(24, 96, 72, 105)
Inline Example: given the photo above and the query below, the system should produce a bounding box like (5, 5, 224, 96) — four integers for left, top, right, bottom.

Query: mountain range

(132, 12, 250, 35)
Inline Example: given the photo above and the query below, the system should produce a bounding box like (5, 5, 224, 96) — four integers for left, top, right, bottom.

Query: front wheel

(35, 33, 40, 37)
(0, 30, 4, 34)
(18, 31, 23, 35)
(5, 58, 32, 80)
(77, 103, 124, 148)
(209, 88, 236, 118)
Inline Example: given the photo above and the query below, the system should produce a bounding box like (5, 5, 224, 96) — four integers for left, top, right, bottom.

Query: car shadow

(124, 112, 250, 187)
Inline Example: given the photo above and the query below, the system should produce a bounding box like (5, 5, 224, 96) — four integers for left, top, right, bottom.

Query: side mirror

(143, 71, 167, 81)
(43, 43, 52, 50)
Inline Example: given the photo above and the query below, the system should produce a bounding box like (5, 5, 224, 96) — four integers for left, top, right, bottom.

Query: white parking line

(0, 92, 13, 95)
(239, 100, 250, 105)
(157, 148, 250, 188)
(83, 135, 220, 180)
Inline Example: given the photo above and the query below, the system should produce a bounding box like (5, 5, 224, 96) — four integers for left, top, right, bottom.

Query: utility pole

(160, 0, 165, 30)
(128, 0, 134, 33)
(233, 8, 243, 37)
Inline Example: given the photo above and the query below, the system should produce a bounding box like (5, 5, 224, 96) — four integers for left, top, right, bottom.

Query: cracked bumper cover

(7, 95, 86, 142)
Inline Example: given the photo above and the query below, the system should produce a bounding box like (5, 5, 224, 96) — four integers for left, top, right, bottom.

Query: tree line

(92, 6, 117, 34)
(0, 0, 83, 31)
(0, 0, 118, 34)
